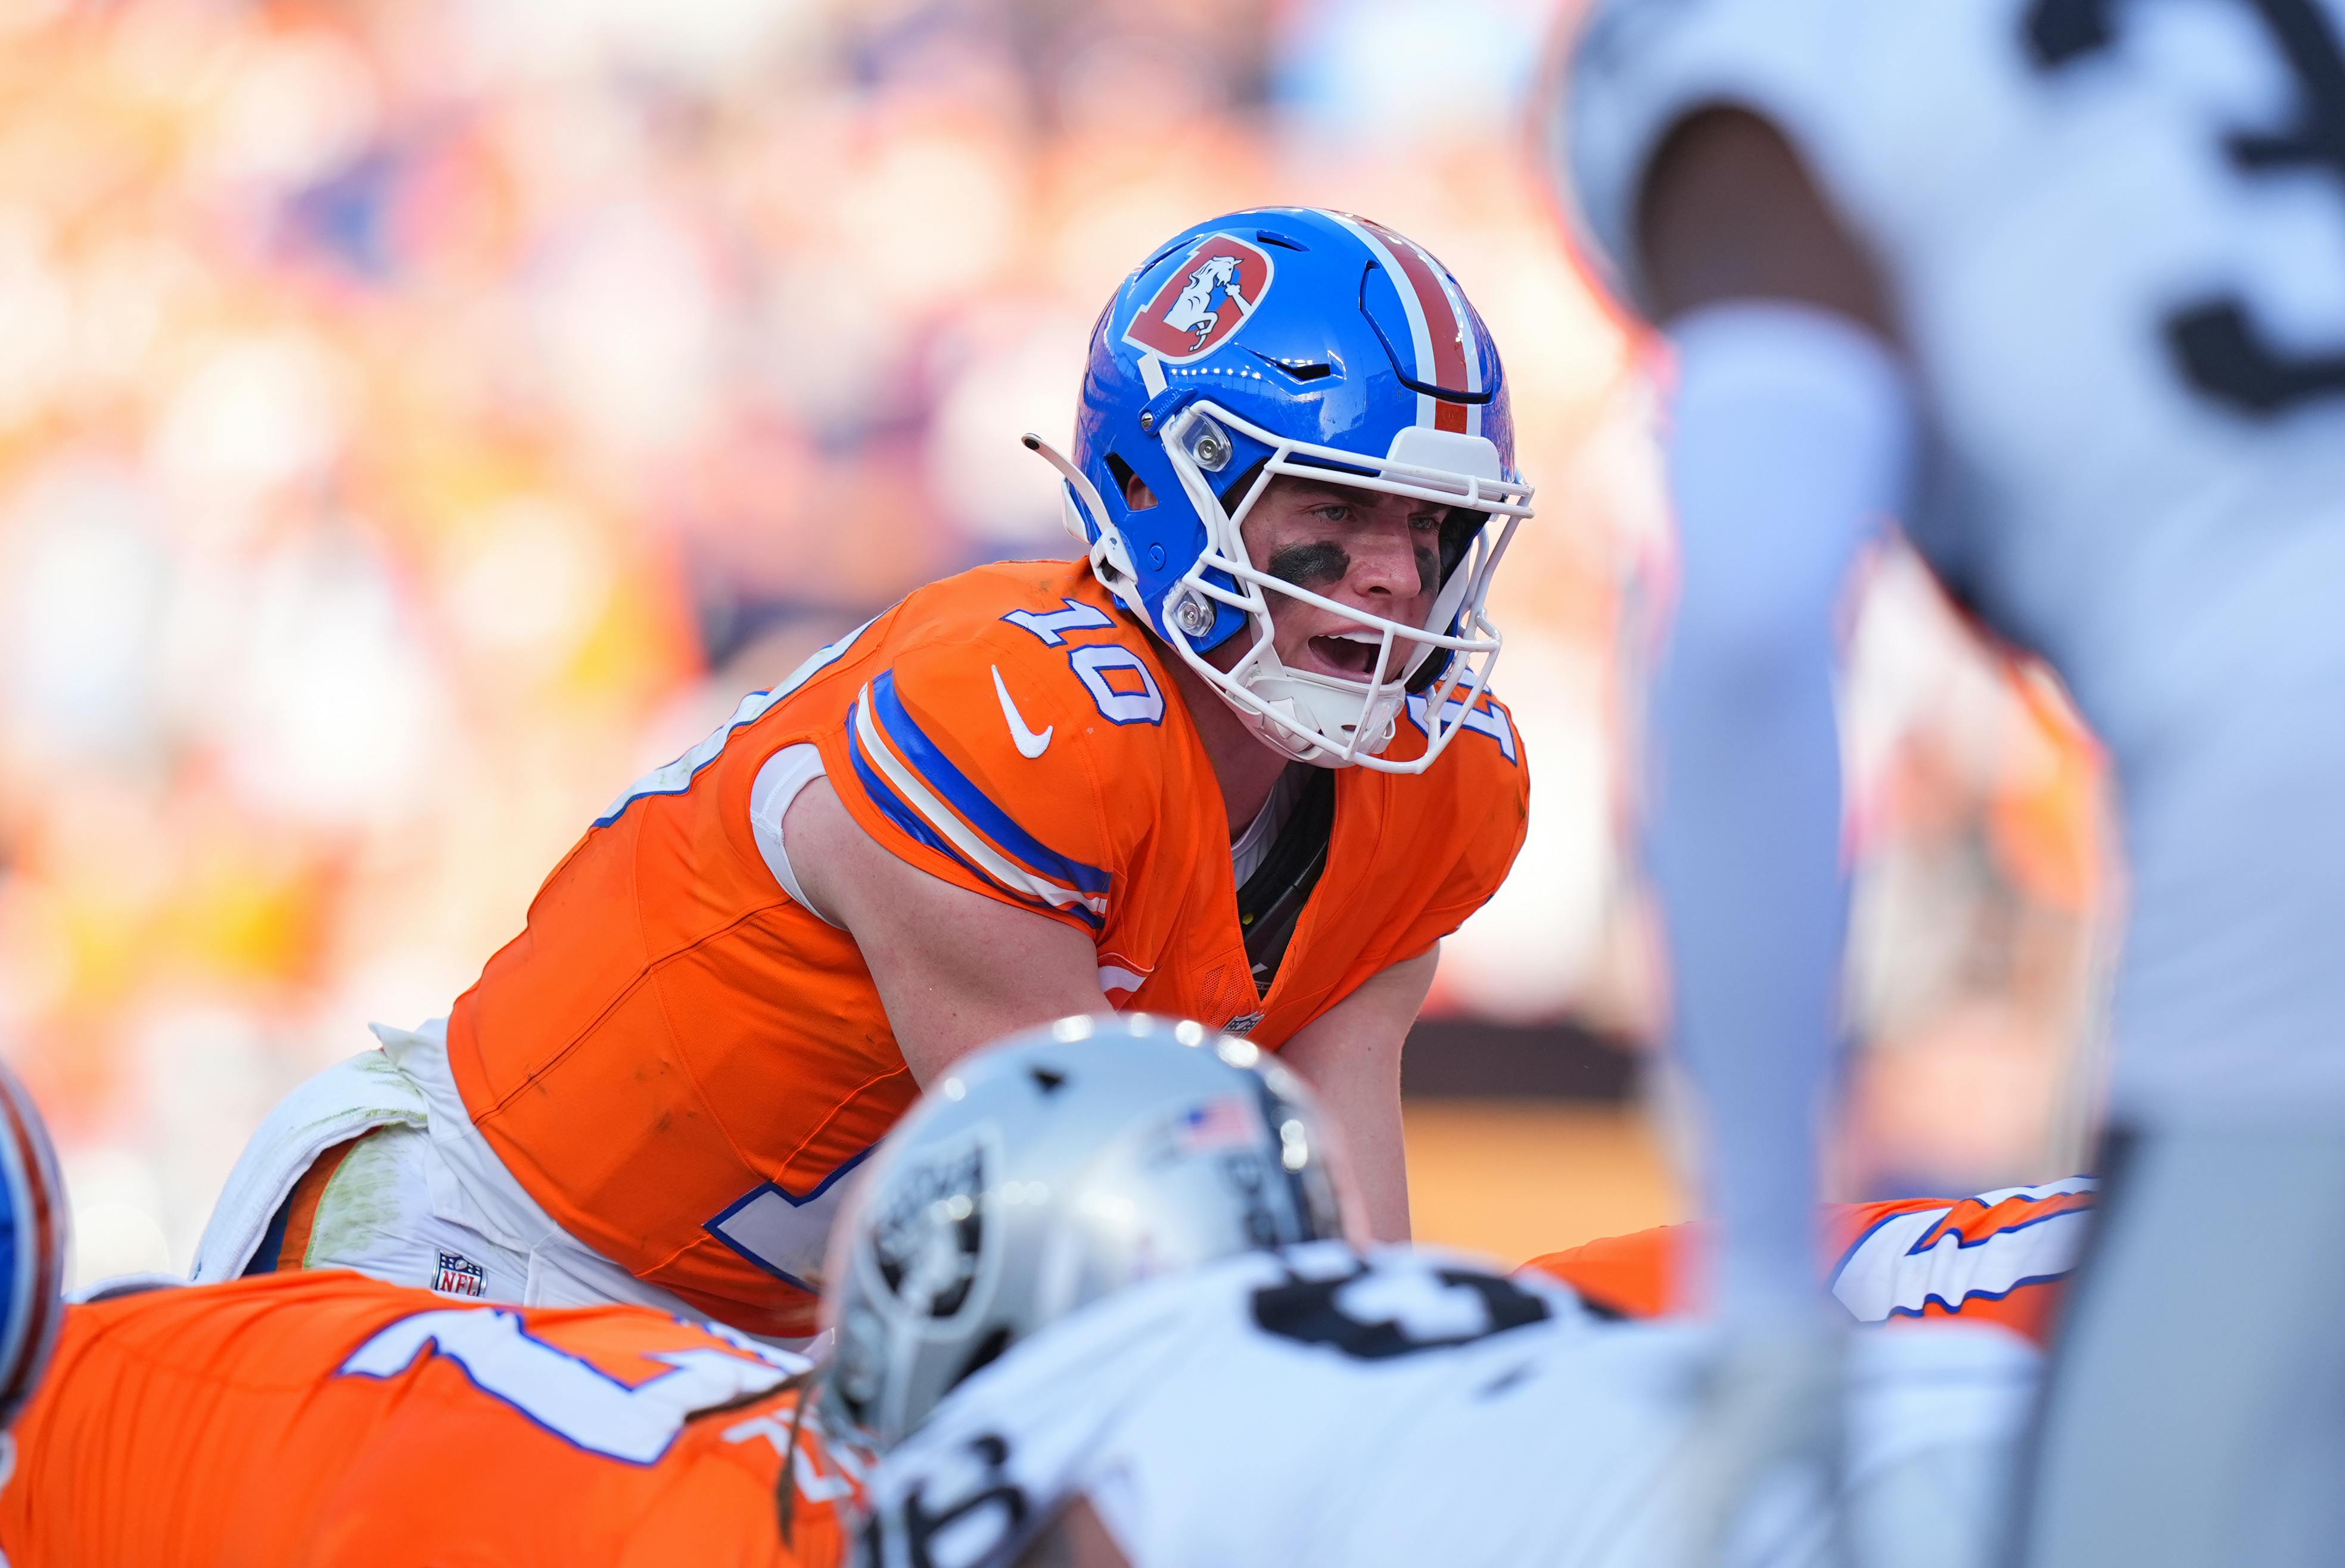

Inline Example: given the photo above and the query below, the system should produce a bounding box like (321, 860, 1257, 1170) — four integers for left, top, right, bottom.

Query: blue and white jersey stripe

(867, 673, 1111, 898)
(1831, 1177, 2098, 1324)
(848, 676, 1109, 929)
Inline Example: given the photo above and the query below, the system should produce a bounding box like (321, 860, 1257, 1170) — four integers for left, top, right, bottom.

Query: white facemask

(1036, 405, 1531, 773)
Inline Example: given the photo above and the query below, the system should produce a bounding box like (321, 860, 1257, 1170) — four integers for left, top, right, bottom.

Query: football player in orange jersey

(0, 1015, 1352, 1565)
(193, 207, 1535, 1341)
(0, 1270, 857, 1567)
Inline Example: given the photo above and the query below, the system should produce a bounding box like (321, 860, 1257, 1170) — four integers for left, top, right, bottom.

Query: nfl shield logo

(433, 1250, 487, 1298)
(1123, 233, 1276, 364)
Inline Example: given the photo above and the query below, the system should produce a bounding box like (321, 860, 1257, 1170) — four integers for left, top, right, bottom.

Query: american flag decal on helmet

(1326, 213, 1486, 437)
(1173, 1094, 1262, 1156)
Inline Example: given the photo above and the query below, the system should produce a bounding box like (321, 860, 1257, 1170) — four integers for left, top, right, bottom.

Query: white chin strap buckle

(1239, 672, 1403, 767)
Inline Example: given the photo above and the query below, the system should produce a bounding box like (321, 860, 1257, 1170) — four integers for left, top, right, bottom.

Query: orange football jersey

(1524, 1177, 2098, 1345)
(0, 1271, 857, 1567)
(447, 559, 1529, 1336)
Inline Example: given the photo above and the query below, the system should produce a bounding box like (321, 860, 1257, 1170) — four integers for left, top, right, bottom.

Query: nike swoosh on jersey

(992, 665, 1053, 757)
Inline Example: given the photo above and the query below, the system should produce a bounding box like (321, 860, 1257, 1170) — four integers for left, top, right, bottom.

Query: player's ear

(1120, 470, 1157, 511)
(1637, 106, 1896, 338)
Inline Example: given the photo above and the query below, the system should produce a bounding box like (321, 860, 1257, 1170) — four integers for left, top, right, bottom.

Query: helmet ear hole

(1105, 453, 1156, 511)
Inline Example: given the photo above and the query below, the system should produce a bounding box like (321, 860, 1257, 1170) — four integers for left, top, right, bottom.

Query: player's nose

(1342, 517, 1423, 599)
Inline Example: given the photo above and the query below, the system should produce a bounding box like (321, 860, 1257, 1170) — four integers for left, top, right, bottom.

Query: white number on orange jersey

(338, 1306, 800, 1464)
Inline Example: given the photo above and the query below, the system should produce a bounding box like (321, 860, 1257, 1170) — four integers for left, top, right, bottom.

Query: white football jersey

(856, 1243, 2039, 1568)
(1560, 0, 2345, 1113)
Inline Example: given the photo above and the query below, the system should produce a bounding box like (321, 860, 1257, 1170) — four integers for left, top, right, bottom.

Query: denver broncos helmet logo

(1124, 234, 1276, 364)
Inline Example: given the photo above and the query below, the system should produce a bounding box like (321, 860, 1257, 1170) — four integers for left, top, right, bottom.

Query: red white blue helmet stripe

(1322, 212, 1485, 436)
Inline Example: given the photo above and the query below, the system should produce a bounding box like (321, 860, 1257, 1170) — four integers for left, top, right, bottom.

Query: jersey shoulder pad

(1558, 0, 1866, 312)
(1828, 1176, 2097, 1337)
(823, 581, 1175, 934)
(1519, 1222, 1687, 1319)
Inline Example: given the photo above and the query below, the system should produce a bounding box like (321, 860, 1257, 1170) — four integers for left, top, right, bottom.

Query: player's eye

(1410, 512, 1441, 531)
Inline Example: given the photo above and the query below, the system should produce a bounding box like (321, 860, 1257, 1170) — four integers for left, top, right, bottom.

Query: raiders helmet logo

(1123, 234, 1277, 364)
(869, 1137, 989, 1320)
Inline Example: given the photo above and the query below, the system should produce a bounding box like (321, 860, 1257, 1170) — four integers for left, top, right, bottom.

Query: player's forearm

(1313, 1066, 1410, 1244)
(1278, 947, 1436, 1242)
(1649, 304, 1915, 1318)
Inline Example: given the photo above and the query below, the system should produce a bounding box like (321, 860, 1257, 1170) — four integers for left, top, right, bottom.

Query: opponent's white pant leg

(2017, 1128, 2345, 1568)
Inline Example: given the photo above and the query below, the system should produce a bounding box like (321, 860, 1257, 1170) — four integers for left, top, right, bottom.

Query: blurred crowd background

(0, 0, 2114, 1286)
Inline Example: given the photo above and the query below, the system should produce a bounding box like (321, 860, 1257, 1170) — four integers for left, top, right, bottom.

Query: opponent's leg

(2016, 1127, 2345, 1567)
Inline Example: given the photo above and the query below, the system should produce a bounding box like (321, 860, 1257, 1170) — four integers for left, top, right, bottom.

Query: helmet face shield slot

(1155, 400, 1527, 772)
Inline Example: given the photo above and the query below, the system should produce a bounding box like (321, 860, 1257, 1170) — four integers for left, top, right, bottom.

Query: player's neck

(1165, 658, 1291, 838)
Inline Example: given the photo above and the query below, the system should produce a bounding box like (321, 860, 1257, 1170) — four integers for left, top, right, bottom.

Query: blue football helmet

(0, 1058, 66, 1439)
(1027, 207, 1534, 772)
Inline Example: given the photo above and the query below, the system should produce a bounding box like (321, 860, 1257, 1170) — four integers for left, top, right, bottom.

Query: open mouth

(1304, 630, 1388, 681)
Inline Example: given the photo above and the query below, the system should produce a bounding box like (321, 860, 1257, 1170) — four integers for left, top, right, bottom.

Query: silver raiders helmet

(817, 1012, 1359, 1451)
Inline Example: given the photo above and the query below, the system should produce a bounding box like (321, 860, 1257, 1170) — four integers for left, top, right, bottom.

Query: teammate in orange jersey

(5, 1013, 1352, 1566)
(0, 1270, 859, 1567)
(194, 206, 1534, 1340)
(1526, 1177, 2097, 1347)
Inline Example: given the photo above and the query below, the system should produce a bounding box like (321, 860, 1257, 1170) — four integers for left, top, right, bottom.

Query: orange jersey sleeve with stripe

(0, 1271, 856, 1567)
(1521, 1177, 2097, 1345)
(447, 559, 1531, 1337)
